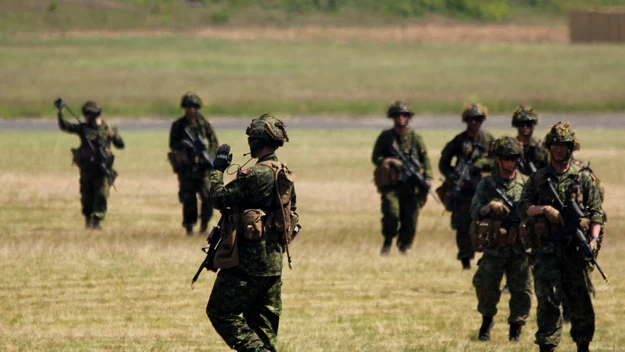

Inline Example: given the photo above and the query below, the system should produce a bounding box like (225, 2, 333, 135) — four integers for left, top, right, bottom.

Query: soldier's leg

(206, 272, 266, 352)
(79, 170, 93, 225)
(380, 190, 400, 254)
(473, 254, 505, 318)
(453, 197, 474, 265)
(197, 175, 213, 233)
(178, 172, 198, 231)
(397, 191, 419, 252)
(91, 174, 110, 222)
(505, 251, 532, 326)
(561, 256, 595, 345)
(244, 276, 282, 352)
(533, 253, 563, 348)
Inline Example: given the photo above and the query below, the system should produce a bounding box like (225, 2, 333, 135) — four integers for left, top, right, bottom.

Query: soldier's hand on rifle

(542, 205, 561, 225)
(214, 144, 232, 172)
(589, 238, 599, 259)
(488, 200, 509, 216)
(181, 140, 194, 151)
(54, 98, 64, 111)
(479, 204, 492, 216)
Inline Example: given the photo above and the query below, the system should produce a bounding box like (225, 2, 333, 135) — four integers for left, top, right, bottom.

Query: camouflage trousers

(380, 187, 420, 250)
(451, 195, 474, 260)
(472, 249, 532, 324)
(533, 250, 595, 347)
(177, 170, 213, 227)
(207, 271, 282, 352)
(79, 167, 111, 221)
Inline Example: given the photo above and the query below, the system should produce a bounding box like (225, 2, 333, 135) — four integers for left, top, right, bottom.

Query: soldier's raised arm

(108, 124, 125, 149)
(57, 109, 81, 134)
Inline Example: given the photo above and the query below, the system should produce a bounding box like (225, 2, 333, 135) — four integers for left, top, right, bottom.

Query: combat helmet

(492, 136, 523, 157)
(462, 103, 487, 122)
(387, 101, 414, 118)
(82, 101, 102, 118)
(246, 113, 289, 147)
(511, 106, 539, 127)
(543, 121, 580, 151)
(180, 91, 203, 109)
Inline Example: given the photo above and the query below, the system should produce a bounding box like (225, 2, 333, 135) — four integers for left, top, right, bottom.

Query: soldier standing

(206, 114, 297, 352)
(56, 99, 125, 230)
(168, 92, 218, 235)
(517, 122, 604, 352)
(439, 103, 494, 269)
(470, 136, 532, 342)
(512, 106, 548, 176)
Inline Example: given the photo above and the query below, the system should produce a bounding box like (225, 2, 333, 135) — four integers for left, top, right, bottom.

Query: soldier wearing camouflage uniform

(169, 92, 218, 235)
(439, 103, 494, 269)
(470, 136, 532, 342)
(206, 114, 296, 352)
(57, 100, 125, 230)
(371, 101, 433, 255)
(512, 106, 548, 176)
(517, 122, 604, 352)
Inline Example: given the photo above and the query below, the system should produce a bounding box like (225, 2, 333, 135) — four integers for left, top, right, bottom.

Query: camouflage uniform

(511, 106, 549, 176)
(439, 104, 494, 265)
(169, 93, 218, 233)
(371, 101, 433, 253)
(206, 114, 294, 352)
(57, 101, 124, 227)
(517, 122, 604, 351)
(470, 137, 532, 341)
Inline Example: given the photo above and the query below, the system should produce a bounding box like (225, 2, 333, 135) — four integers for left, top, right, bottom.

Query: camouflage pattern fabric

(371, 128, 432, 250)
(58, 112, 124, 221)
(207, 271, 282, 352)
(439, 130, 494, 260)
(517, 163, 604, 347)
(169, 114, 218, 227)
(470, 172, 532, 324)
(207, 152, 296, 351)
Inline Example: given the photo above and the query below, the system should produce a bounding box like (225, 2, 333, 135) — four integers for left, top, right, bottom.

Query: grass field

(2, 35, 625, 118)
(1, 127, 624, 351)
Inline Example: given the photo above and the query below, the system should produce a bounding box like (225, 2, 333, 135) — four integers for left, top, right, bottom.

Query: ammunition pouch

(71, 147, 93, 167)
(240, 209, 265, 241)
(213, 212, 240, 270)
(266, 208, 300, 244)
(168, 150, 192, 173)
(374, 158, 403, 188)
(519, 216, 555, 250)
(435, 180, 453, 209)
(470, 218, 519, 252)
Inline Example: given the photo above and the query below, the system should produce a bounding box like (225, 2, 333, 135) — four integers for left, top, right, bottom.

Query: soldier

(517, 122, 604, 352)
(439, 103, 494, 269)
(168, 92, 218, 235)
(511, 106, 548, 176)
(206, 114, 297, 352)
(371, 101, 433, 255)
(470, 136, 532, 342)
(56, 99, 125, 230)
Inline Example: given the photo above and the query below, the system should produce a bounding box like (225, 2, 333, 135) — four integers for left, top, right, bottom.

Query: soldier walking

(168, 92, 218, 235)
(56, 99, 125, 230)
(511, 106, 548, 176)
(371, 101, 433, 255)
(470, 136, 532, 342)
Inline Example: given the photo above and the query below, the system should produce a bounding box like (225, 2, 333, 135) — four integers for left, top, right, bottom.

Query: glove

(543, 205, 561, 225)
(214, 144, 232, 172)
(488, 201, 509, 217)
(54, 98, 64, 110)
(479, 204, 491, 217)
(589, 238, 599, 258)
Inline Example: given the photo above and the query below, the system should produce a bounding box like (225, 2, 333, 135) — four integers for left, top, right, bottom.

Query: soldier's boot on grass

(184, 223, 194, 236)
(539, 345, 556, 352)
(91, 217, 102, 230)
(398, 243, 410, 255)
(85, 217, 92, 229)
(508, 323, 522, 341)
(577, 342, 590, 352)
(380, 238, 392, 256)
(461, 258, 472, 270)
(199, 221, 209, 235)
(478, 316, 494, 341)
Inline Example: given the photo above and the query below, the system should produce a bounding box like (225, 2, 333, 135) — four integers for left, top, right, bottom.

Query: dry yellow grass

(0, 128, 623, 351)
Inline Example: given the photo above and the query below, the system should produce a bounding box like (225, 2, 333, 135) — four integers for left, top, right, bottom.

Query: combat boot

(91, 217, 102, 230)
(577, 342, 590, 352)
(478, 316, 494, 341)
(184, 224, 194, 236)
(461, 258, 471, 270)
(539, 345, 556, 352)
(85, 217, 93, 229)
(380, 238, 392, 256)
(509, 323, 522, 341)
(199, 221, 209, 235)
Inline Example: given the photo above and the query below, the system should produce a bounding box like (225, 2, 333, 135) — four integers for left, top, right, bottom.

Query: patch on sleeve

(238, 168, 249, 176)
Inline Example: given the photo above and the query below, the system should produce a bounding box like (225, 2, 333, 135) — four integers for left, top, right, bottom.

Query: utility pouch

(374, 157, 403, 188)
(71, 148, 92, 167)
(167, 150, 191, 173)
(213, 212, 240, 269)
(240, 209, 265, 241)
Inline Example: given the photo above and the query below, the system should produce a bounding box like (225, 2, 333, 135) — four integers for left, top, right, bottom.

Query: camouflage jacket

(371, 128, 433, 191)
(439, 130, 494, 195)
(58, 112, 124, 166)
(209, 152, 297, 276)
(169, 114, 218, 156)
(518, 136, 549, 176)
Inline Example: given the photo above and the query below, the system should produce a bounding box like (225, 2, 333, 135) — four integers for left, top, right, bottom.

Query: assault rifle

(191, 216, 224, 287)
(55, 98, 117, 192)
(544, 176, 609, 284)
(444, 143, 485, 211)
(490, 180, 520, 233)
(389, 145, 441, 205)
(184, 126, 213, 171)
